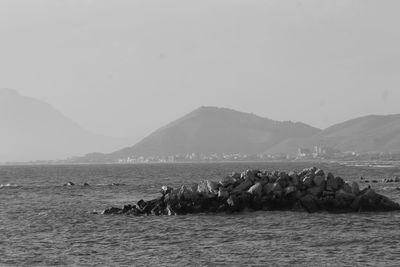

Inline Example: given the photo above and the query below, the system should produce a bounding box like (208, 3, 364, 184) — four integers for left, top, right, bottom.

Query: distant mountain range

(76, 106, 400, 163)
(2, 89, 400, 163)
(311, 114, 400, 153)
(110, 106, 320, 159)
(0, 89, 132, 162)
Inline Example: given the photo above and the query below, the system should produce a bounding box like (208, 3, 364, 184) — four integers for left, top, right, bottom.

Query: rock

(207, 180, 220, 193)
(220, 176, 237, 187)
(322, 191, 335, 197)
(276, 176, 289, 188)
(64, 182, 75, 186)
(102, 167, 400, 216)
(271, 182, 283, 198)
(257, 174, 269, 184)
(372, 180, 379, 183)
(300, 194, 319, 213)
(241, 170, 256, 183)
(165, 205, 176, 216)
(335, 177, 345, 190)
(395, 177, 400, 182)
(351, 182, 360, 195)
(313, 175, 325, 187)
(279, 171, 289, 179)
(102, 207, 122, 215)
(356, 189, 400, 212)
(307, 186, 323, 197)
(326, 175, 338, 191)
(269, 175, 278, 184)
(233, 179, 253, 193)
(226, 194, 251, 212)
(248, 183, 263, 197)
(197, 182, 216, 198)
(284, 186, 297, 196)
(335, 189, 356, 202)
(178, 185, 197, 201)
(343, 182, 352, 194)
(315, 169, 325, 177)
(262, 183, 274, 195)
(83, 182, 90, 186)
(288, 172, 300, 187)
(231, 172, 241, 179)
(218, 188, 230, 199)
(160, 185, 173, 195)
(227, 195, 240, 211)
(197, 181, 209, 194)
(302, 176, 314, 188)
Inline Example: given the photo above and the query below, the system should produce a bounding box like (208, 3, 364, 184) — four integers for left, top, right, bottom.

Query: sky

(1, 0, 400, 142)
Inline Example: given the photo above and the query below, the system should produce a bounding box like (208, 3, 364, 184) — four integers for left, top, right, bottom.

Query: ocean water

(1, 162, 400, 266)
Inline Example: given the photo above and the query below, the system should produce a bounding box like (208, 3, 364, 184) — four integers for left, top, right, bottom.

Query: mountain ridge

(0, 89, 132, 162)
(106, 106, 321, 160)
(79, 107, 400, 162)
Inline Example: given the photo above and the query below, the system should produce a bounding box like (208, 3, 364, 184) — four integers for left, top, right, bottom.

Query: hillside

(106, 106, 321, 160)
(312, 114, 400, 153)
(0, 89, 129, 162)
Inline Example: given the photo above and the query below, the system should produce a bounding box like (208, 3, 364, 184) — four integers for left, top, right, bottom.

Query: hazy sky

(1, 0, 400, 141)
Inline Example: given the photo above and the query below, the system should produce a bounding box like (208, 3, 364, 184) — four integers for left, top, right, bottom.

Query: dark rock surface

(102, 167, 400, 216)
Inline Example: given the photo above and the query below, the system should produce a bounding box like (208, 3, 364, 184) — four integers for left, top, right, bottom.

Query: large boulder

(207, 180, 220, 193)
(248, 182, 263, 197)
(219, 176, 237, 187)
(197, 181, 216, 198)
(284, 186, 297, 197)
(231, 172, 241, 179)
(335, 189, 356, 202)
(288, 172, 300, 187)
(241, 170, 257, 183)
(343, 182, 352, 194)
(300, 194, 319, 213)
(315, 169, 325, 177)
(351, 182, 360, 195)
(326, 173, 338, 191)
(263, 183, 274, 195)
(270, 182, 283, 198)
(233, 179, 253, 193)
(276, 176, 289, 188)
(335, 177, 345, 190)
(313, 175, 325, 187)
(355, 189, 400, 212)
(102, 207, 122, 215)
(302, 176, 314, 188)
(218, 188, 230, 199)
(178, 185, 198, 201)
(307, 186, 323, 197)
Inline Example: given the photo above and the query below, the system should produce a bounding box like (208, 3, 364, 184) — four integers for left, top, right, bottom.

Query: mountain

(97, 106, 321, 161)
(0, 89, 130, 162)
(312, 114, 400, 153)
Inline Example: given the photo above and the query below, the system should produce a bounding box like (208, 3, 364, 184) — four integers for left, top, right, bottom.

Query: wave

(0, 183, 21, 188)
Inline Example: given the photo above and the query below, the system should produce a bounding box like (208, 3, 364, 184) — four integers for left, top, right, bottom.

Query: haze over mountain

(3, 91, 400, 163)
(311, 114, 400, 153)
(99, 106, 321, 161)
(76, 107, 400, 163)
(0, 89, 132, 162)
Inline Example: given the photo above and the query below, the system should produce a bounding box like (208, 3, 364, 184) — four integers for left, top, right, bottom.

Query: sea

(1, 162, 400, 266)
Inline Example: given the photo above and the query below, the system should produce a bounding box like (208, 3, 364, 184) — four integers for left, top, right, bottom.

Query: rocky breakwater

(103, 167, 400, 216)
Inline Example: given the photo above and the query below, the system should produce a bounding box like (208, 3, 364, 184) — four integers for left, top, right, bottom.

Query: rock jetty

(103, 167, 400, 216)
